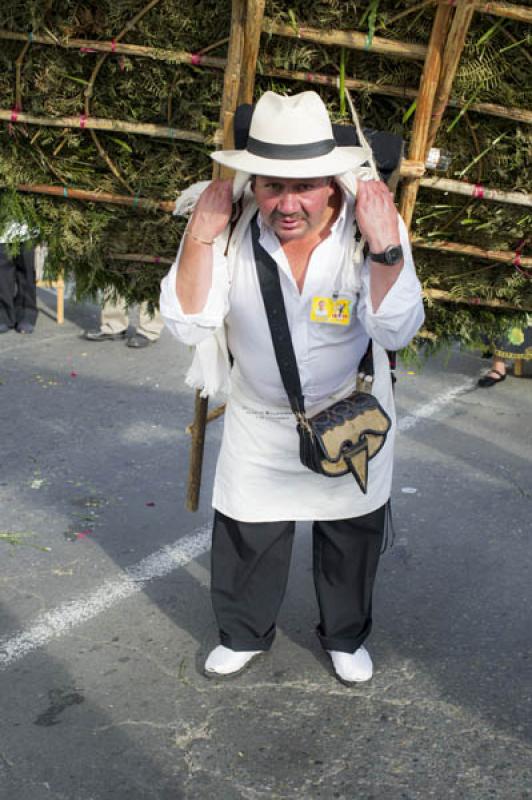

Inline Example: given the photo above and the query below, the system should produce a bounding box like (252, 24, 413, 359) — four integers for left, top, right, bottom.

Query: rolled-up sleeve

(357, 215, 424, 351)
(159, 238, 230, 346)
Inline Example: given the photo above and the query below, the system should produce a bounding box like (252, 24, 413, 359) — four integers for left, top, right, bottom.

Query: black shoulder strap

(251, 214, 375, 413)
(250, 214, 305, 415)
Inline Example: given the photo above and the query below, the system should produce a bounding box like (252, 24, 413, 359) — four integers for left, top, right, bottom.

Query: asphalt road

(0, 289, 530, 800)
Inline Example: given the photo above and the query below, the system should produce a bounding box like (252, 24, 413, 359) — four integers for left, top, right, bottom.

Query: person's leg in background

(0, 244, 16, 333)
(85, 295, 128, 341)
(13, 246, 38, 334)
(478, 352, 506, 387)
(127, 302, 163, 348)
(206, 510, 296, 677)
(313, 505, 385, 683)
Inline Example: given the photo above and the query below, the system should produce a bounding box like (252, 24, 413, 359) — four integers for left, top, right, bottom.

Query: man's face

(252, 176, 337, 242)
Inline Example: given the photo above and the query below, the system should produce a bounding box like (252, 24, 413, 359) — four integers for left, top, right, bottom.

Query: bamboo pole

(399, 3, 453, 228)
(412, 236, 532, 265)
(15, 41, 30, 111)
(0, 30, 226, 68)
(467, 1, 532, 23)
(15, 165, 532, 217)
(105, 239, 532, 269)
(15, 183, 175, 212)
(461, 100, 532, 125)
(424, 288, 532, 312)
(261, 65, 532, 125)
(185, 0, 247, 513)
(426, 2, 476, 152)
(0, 108, 206, 143)
(419, 177, 532, 207)
(238, 0, 267, 105)
(2, 32, 530, 126)
(262, 18, 428, 60)
(108, 253, 173, 264)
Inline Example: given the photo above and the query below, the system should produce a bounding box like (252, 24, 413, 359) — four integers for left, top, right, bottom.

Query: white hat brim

(211, 145, 370, 178)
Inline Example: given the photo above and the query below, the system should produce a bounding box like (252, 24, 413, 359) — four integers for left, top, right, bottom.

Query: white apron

(212, 345, 396, 523)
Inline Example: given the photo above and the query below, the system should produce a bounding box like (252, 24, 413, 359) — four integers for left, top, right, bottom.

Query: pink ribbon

(79, 114, 88, 129)
(190, 53, 202, 65)
(10, 108, 19, 122)
(111, 39, 117, 52)
(473, 184, 484, 199)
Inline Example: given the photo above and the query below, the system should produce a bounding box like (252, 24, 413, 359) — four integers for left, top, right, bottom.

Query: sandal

(477, 369, 506, 388)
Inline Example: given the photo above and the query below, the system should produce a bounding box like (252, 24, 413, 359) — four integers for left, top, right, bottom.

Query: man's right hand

(187, 180, 234, 241)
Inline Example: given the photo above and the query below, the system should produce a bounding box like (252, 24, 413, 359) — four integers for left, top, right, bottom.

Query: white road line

(0, 525, 211, 670)
(0, 379, 473, 670)
(398, 378, 476, 432)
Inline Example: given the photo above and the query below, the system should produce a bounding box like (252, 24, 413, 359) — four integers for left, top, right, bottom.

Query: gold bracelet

(185, 231, 215, 246)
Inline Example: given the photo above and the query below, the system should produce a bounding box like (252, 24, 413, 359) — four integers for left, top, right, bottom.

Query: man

(0, 221, 38, 335)
(84, 295, 163, 348)
(160, 91, 424, 684)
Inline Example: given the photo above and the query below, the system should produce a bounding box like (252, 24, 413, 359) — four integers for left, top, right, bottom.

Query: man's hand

(355, 180, 400, 253)
(188, 179, 234, 241)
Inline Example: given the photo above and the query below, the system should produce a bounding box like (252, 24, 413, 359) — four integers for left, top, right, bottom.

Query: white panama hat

(211, 91, 371, 178)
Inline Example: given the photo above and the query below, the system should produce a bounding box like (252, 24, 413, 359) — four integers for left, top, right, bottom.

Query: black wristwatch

(369, 244, 403, 265)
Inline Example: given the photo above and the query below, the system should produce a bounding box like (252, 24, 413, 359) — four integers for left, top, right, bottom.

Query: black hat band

(246, 136, 336, 160)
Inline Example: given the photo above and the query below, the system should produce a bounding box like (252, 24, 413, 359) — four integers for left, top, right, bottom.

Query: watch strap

(369, 244, 403, 264)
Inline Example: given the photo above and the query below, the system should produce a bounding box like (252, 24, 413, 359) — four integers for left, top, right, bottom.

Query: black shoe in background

(126, 333, 154, 348)
(84, 329, 127, 341)
(15, 321, 34, 334)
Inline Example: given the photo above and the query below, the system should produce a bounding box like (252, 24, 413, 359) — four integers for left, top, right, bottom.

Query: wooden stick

(104, 238, 532, 270)
(82, 0, 164, 193)
(412, 236, 532, 265)
(258, 64, 532, 125)
(15, 182, 175, 211)
(185, 403, 226, 434)
(424, 288, 532, 311)
(2, 32, 529, 126)
(185, 0, 247, 513)
(0, 108, 206, 143)
(419, 176, 532, 207)
(401, 160, 427, 178)
(462, 100, 532, 125)
(238, 0, 266, 105)
(0, 29, 231, 69)
(262, 18, 428, 60)
(399, 2, 453, 228)
(108, 253, 173, 264)
(15, 40, 30, 111)
(186, 389, 209, 512)
(426, 2, 476, 152)
(464, 1, 532, 23)
(19, 163, 532, 216)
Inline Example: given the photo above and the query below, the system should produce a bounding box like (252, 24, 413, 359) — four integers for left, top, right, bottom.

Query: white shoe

(204, 645, 264, 678)
(328, 645, 373, 684)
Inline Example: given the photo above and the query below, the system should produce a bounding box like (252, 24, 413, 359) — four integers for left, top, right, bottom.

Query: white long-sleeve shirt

(160, 193, 424, 521)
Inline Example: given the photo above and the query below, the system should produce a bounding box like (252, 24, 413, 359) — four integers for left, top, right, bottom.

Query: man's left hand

(355, 180, 400, 252)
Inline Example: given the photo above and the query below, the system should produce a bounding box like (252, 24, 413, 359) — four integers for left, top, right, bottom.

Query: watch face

(384, 245, 402, 265)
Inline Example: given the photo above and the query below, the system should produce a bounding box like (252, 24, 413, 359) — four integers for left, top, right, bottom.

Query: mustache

(270, 211, 307, 221)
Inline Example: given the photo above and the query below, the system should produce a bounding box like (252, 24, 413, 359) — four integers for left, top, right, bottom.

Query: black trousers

(0, 244, 38, 328)
(211, 505, 385, 654)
